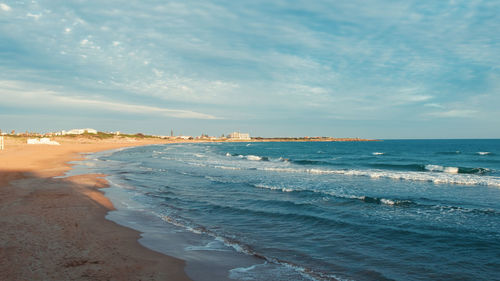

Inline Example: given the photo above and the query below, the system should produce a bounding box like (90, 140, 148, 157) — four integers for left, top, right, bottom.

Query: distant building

(27, 138, 60, 145)
(57, 128, 98, 135)
(227, 132, 250, 140)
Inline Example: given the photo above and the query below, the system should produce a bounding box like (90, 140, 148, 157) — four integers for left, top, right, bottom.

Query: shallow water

(72, 140, 500, 280)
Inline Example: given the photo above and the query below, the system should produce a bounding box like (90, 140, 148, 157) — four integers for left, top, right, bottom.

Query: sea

(67, 139, 500, 281)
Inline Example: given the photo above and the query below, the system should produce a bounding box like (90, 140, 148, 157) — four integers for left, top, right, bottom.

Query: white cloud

(55, 95, 217, 119)
(0, 3, 11, 11)
(424, 103, 444, 108)
(0, 80, 217, 119)
(399, 94, 433, 103)
(27, 13, 42, 20)
(1, 0, 498, 134)
(426, 109, 477, 118)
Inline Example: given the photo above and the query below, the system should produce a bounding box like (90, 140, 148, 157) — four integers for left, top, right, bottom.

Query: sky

(0, 0, 499, 138)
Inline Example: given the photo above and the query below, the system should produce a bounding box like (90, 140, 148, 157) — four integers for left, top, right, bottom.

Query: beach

(2, 138, 499, 280)
(0, 136, 191, 281)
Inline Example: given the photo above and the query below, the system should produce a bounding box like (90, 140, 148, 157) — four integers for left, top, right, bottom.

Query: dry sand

(0, 137, 191, 281)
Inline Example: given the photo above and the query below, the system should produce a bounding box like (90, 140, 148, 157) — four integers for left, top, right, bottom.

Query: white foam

(229, 263, 261, 275)
(185, 241, 230, 252)
(380, 198, 395, 205)
(372, 152, 384, 155)
(226, 153, 267, 161)
(214, 237, 250, 255)
(259, 166, 500, 187)
(478, 152, 491, 155)
(214, 165, 243, 170)
(444, 167, 459, 174)
(246, 155, 262, 161)
(425, 164, 442, 172)
(255, 184, 294, 193)
(425, 164, 459, 174)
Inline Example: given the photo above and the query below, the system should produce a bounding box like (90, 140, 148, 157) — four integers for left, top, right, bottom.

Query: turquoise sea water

(73, 140, 500, 280)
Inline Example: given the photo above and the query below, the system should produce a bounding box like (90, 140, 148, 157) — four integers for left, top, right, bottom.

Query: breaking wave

(254, 184, 413, 206)
(154, 211, 341, 281)
(364, 163, 490, 175)
(226, 153, 269, 161)
(424, 164, 459, 174)
(256, 167, 500, 187)
(252, 184, 499, 215)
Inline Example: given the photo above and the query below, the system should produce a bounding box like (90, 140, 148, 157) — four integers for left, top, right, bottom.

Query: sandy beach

(0, 136, 191, 281)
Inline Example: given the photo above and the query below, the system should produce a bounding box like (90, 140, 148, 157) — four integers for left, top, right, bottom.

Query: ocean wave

(226, 153, 340, 166)
(247, 155, 263, 161)
(425, 164, 490, 175)
(251, 184, 500, 216)
(357, 196, 413, 206)
(254, 184, 414, 206)
(214, 165, 243, 170)
(255, 184, 295, 193)
(257, 167, 500, 187)
(225, 152, 491, 176)
(154, 212, 339, 281)
(279, 157, 291, 162)
(430, 205, 500, 216)
(226, 153, 270, 161)
(367, 163, 490, 175)
(372, 152, 385, 155)
(425, 164, 459, 174)
(185, 241, 232, 252)
(291, 159, 331, 165)
(368, 163, 425, 172)
(477, 152, 492, 155)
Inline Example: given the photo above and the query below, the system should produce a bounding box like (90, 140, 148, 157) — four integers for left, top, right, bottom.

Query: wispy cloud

(0, 80, 217, 119)
(26, 13, 41, 20)
(424, 103, 444, 109)
(426, 109, 477, 118)
(0, 3, 10, 11)
(0, 0, 498, 137)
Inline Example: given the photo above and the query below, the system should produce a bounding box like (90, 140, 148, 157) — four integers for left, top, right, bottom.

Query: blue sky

(1, 0, 499, 138)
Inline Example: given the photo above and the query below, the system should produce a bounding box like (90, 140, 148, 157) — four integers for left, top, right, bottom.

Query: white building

(27, 138, 60, 145)
(227, 132, 250, 140)
(58, 128, 98, 135)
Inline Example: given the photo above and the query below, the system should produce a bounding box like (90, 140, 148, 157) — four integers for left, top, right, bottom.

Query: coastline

(0, 137, 191, 280)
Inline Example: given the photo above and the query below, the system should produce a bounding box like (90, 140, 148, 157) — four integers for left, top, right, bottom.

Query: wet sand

(0, 137, 191, 280)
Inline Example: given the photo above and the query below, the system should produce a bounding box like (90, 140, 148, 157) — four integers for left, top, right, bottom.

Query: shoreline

(0, 137, 191, 280)
(71, 145, 271, 281)
(75, 142, 340, 281)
